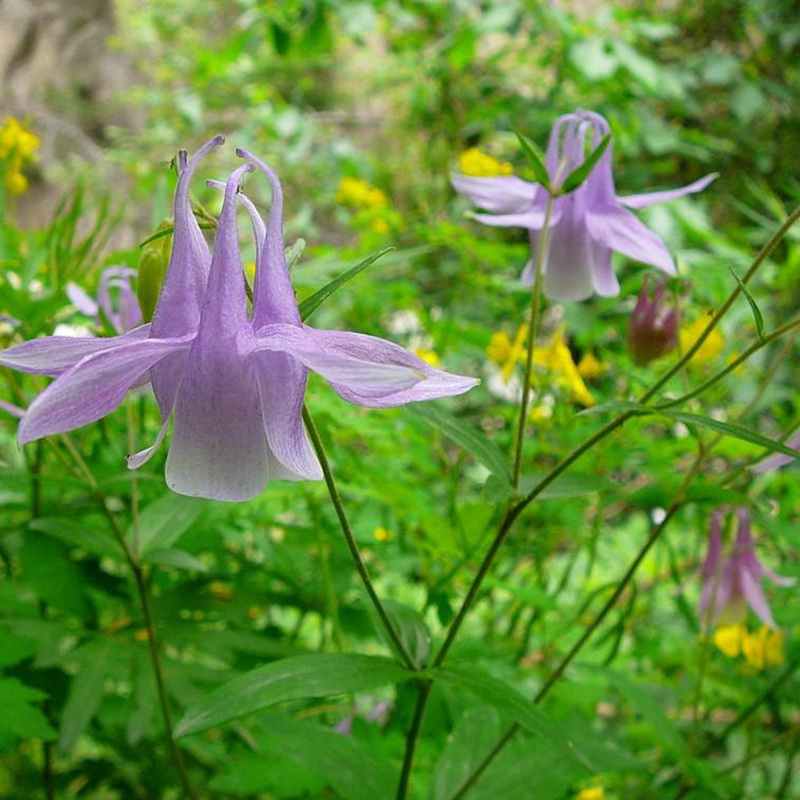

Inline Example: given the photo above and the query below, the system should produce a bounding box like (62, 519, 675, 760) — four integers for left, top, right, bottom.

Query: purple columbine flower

(67, 266, 143, 334)
(698, 507, 794, 630)
(0, 138, 477, 501)
(627, 278, 681, 365)
(451, 110, 715, 302)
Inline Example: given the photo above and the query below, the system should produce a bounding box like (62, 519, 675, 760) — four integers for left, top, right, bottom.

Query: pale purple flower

(67, 267, 143, 334)
(751, 428, 800, 474)
(627, 278, 681, 365)
(0, 138, 477, 501)
(451, 110, 715, 301)
(698, 507, 794, 630)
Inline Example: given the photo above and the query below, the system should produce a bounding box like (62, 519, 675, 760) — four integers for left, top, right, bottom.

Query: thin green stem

(303, 406, 416, 670)
(512, 194, 555, 487)
(395, 680, 433, 800)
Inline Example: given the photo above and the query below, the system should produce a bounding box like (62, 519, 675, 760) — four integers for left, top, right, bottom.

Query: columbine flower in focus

(627, 278, 681, 365)
(0, 138, 477, 501)
(698, 507, 794, 631)
(67, 267, 143, 334)
(458, 147, 513, 178)
(452, 110, 715, 301)
(0, 117, 40, 196)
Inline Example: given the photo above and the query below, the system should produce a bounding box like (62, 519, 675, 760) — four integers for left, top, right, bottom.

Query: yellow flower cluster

(679, 314, 724, 366)
(335, 177, 388, 210)
(487, 325, 603, 407)
(0, 117, 40, 196)
(458, 147, 514, 178)
(713, 623, 785, 670)
(576, 787, 604, 800)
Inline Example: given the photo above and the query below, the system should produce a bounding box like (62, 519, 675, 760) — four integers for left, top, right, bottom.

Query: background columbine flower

(0, 141, 477, 501)
(698, 507, 794, 631)
(67, 266, 143, 334)
(627, 278, 681, 365)
(452, 110, 715, 301)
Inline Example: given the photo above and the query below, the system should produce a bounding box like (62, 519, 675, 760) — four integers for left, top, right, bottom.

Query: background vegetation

(1, 1, 799, 798)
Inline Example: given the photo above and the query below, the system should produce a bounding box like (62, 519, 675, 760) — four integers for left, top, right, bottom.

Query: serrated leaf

(128, 493, 206, 557)
(560, 134, 611, 194)
(514, 131, 552, 189)
(175, 653, 413, 737)
(728, 266, 764, 338)
(299, 247, 392, 320)
(406, 404, 513, 486)
(0, 678, 56, 748)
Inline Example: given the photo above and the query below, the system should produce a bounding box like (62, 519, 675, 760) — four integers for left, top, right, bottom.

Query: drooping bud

(627, 278, 681, 365)
(137, 221, 174, 323)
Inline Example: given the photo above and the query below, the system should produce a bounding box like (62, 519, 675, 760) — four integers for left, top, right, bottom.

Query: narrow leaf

(514, 131, 552, 190)
(128, 493, 206, 557)
(728, 265, 764, 338)
(560, 134, 611, 194)
(406, 404, 513, 485)
(175, 653, 413, 737)
(299, 247, 393, 321)
(662, 410, 800, 459)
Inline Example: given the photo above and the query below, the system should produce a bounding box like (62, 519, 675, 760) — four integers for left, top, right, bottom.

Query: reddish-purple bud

(627, 279, 681, 365)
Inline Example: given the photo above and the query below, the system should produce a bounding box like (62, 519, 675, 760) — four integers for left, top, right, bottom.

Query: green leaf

(58, 642, 110, 754)
(431, 665, 597, 771)
(662, 410, 800, 459)
(210, 712, 396, 800)
(560, 134, 611, 194)
(514, 131, 551, 190)
(29, 517, 120, 559)
(128, 493, 206, 557)
(142, 548, 209, 572)
(369, 600, 431, 668)
(0, 679, 56, 749)
(285, 237, 306, 270)
(728, 265, 764, 338)
(432, 705, 505, 800)
(406, 404, 513, 486)
(299, 247, 393, 321)
(175, 653, 413, 737)
(523, 471, 617, 500)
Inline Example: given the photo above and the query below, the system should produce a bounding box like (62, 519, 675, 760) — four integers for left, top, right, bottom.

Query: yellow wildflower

(713, 623, 746, 658)
(458, 147, 513, 178)
(209, 581, 234, 600)
(487, 324, 528, 382)
(679, 314, 724, 366)
(742, 626, 785, 671)
(576, 787, 604, 800)
(373, 526, 392, 542)
(0, 116, 40, 196)
(413, 348, 441, 368)
(532, 328, 595, 407)
(335, 177, 388, 210)
(577, 352, 606, 380)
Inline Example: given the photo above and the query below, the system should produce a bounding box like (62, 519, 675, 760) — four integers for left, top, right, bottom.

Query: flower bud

(137, 221, 173, 323)
(627, 279, 680, 365)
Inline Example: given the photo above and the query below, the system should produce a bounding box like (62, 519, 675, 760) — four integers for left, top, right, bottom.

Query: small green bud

(137, 221, 173, 322)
